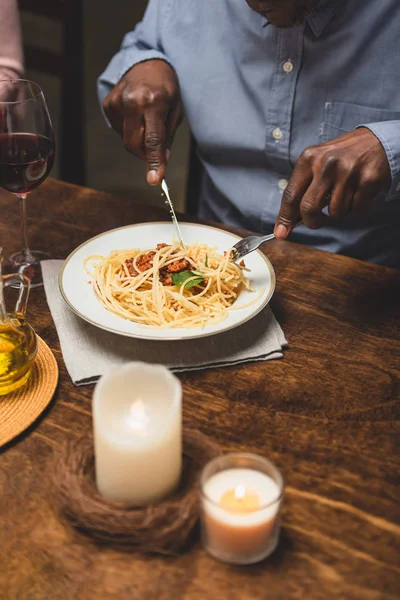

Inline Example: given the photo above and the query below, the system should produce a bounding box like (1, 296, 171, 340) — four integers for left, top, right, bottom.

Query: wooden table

(0, 179, 399, 600)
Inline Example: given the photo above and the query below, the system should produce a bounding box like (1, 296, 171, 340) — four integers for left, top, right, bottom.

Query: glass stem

(0, 251, 9, 324)
(17, 194, 33, 263)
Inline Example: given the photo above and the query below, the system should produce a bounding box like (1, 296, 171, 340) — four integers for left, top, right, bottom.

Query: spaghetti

(84, 242, 254, 329)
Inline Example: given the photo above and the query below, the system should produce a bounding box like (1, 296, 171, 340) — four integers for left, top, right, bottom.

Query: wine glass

(0, 79, 55, 288)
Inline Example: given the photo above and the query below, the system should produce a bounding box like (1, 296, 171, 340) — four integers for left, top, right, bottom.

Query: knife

(161, 178, 186, 250)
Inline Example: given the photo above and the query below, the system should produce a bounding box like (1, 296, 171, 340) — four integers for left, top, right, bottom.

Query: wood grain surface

(0, 179, 399, 600)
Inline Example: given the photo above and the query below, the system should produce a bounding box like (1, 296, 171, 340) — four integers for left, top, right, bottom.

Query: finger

(144, 107, 168, 185)
(123, 112, 146, 161)
(328, 182, 355, 219)
(103, 93, 124, 138)
(166, 103, 183, 157)
(351, 178, 381, 217)
(274, 160, 312, 238)
(299, 178, 332, 229)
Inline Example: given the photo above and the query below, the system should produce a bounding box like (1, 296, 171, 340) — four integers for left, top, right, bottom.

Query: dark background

(20, 0, 189, 211)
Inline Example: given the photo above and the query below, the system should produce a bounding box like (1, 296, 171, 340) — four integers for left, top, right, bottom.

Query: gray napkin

(41, 260, 287, 386)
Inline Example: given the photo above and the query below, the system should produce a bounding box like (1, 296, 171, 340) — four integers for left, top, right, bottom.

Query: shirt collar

(307, 0, 342, 38)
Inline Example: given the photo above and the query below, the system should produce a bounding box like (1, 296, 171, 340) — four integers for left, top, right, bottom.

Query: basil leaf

(183, 278, 204, 289)
(205, 254, 209, 268)
(171, 271, 205, 289)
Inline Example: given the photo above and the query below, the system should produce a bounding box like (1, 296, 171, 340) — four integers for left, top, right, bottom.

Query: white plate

(59, 222, 275, 341)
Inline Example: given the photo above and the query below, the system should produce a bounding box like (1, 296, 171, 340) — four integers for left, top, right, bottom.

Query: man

(98, 0, 400, 267)
(0, 0, 23, 80)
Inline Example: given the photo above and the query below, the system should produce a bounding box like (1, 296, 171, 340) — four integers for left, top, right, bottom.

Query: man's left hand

(274, 128, 392, 238)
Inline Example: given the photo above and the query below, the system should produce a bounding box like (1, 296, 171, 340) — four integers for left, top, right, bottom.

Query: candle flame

(235, 484, 246, 500)
(129, 398, 150, 435)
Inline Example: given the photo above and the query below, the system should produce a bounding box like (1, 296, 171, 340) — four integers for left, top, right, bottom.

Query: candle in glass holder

(93, 362, 182, 505)
(200, 454, 283, 565)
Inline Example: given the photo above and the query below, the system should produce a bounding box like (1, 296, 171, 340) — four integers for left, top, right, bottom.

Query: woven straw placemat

(0, 335, 58, 447)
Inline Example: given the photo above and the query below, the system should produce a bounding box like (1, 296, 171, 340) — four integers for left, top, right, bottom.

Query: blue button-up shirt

(98, 0, 400, 267)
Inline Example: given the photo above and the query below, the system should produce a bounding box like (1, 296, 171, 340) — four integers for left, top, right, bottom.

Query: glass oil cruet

(0, 248, 37, 395)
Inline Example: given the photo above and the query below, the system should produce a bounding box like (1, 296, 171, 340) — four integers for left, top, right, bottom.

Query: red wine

(0, 133, 54, 194)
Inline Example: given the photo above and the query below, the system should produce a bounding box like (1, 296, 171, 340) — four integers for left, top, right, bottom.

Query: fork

(231, 191, 333, 262)
(230, 220, 303, 262)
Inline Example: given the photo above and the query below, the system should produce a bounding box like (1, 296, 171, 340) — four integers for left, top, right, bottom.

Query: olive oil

(0, 250, 37, 395)
(0, 318, 37, 395)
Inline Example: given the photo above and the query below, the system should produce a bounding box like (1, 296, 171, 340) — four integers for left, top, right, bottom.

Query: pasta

(84, 242, 254, 329)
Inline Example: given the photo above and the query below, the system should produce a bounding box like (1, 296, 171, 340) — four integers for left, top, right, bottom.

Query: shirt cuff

(358, 121, 400, 200)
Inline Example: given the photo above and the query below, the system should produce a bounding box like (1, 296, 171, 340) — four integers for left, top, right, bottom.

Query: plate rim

(58, 221, 276, 341)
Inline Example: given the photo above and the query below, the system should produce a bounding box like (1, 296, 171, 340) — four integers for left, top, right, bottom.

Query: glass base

(8, 250, 51, 288)
(203, 534, 279, 566)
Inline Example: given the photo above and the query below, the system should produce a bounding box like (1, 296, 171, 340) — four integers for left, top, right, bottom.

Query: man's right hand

(103, 59, 183, 185)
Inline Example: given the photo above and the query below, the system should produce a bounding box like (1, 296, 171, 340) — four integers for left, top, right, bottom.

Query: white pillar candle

(93, 362, 182, 505)
(200, 454, 283, 565)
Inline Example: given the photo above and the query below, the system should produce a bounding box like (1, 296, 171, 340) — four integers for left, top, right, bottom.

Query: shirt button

(283, 60, 294, 73)
(272, 127, 283, 141)
(278, 179, 288, 191)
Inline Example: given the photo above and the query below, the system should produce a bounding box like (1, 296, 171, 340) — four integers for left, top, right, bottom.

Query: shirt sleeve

(0, 0, 24, 80)
(359, 121, 400, 200)
(97, 0, 173, 105)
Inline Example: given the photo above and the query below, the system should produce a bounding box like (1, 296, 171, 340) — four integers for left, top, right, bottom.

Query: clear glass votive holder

(200, 453, 284, 565)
